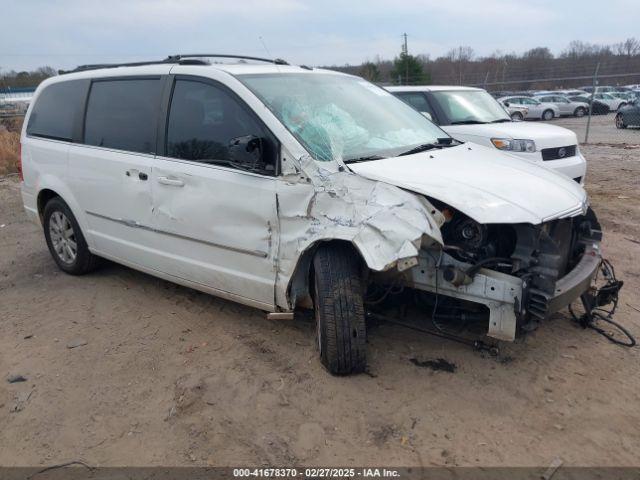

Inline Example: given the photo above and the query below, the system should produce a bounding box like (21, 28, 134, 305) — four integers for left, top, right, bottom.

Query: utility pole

(402, 33, 408, 85)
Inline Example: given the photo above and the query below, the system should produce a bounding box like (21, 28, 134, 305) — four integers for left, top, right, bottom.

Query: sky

(1, 0, 639, 72)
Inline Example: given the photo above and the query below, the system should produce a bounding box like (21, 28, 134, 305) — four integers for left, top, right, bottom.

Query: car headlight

(491, 138, 536, 152)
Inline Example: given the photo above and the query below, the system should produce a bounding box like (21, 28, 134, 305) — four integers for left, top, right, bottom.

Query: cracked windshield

(239, 73, 448, 162)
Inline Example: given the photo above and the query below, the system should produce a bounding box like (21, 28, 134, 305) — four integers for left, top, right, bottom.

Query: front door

(150, 76, 279, 308)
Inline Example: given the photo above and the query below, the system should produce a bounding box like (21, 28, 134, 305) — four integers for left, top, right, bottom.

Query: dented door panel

(151, 157, 278, 307)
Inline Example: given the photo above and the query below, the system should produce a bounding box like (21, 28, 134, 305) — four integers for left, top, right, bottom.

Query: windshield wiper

(488, 118, 512, 123)
(343, 154, 386, 164)
(398, 138, 457, 157)
(450, 120, 487, 125)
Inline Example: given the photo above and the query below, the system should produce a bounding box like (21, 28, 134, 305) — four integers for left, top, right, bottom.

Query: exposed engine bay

(368, 201, 620, 342)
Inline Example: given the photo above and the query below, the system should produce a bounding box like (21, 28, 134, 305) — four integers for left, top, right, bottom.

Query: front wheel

(542, 109, 554, 121)
(313, 244, 367, 375)
(615, 113, 627, 129)
(574, 107, 586, 117)
(43, 197, 100, 275)
(511, 112, 524, 121)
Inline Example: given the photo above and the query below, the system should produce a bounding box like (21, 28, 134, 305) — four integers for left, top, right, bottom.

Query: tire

(542, 109, 554, 121)
(615, 113, 627, 129)
(511, 112, 524, 121)
(43, 196, 100, 275)
(312, 243, 366, 375)
(574, 107, 586, 117)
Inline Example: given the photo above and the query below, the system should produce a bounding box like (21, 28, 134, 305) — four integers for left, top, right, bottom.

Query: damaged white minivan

(21, 55, 616, 374)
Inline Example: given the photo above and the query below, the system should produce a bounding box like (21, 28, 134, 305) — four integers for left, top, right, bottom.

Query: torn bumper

(407, 242, 602, 342)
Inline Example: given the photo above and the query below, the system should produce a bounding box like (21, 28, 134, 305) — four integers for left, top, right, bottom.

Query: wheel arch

(287, 239, 367, 310)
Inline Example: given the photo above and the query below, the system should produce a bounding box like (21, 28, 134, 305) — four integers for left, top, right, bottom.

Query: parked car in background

(559, 89, 589, 97)
(504, 104, 529, 120)
(592, 92, 627, 111)
(387, 86, 586, 182)
(615, 100, 640, 128)
(569, 95, 610, 115)
(610, 91, 635, 103)
(580, 86, 616, 93)
(534, 94, 589, 117)
(498, 96, 560, 120)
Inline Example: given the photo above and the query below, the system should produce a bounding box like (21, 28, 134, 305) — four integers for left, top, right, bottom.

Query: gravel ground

(0, 144, 639, 467)
(547, 112, 640, 145)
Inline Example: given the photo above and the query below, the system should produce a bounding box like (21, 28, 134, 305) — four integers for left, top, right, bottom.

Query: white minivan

(386, 86, 587, 183)
(21, 56, 610, 374)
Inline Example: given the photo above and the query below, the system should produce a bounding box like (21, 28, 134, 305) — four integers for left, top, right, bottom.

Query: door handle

(138, 172, 148, 181)
(157, 176, 185, 187)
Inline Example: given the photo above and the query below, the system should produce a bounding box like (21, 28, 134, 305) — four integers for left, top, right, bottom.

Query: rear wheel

(615, 113, 627, 129)
(574, 107, 586, 117)
(43, 197, 100, 275)
(312, 243, 366, 375)
(542, 109, 554, 121)
(511, 112, 524, 121)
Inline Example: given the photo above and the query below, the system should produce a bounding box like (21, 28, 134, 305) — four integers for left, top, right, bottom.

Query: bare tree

(616, 38, 640, 57)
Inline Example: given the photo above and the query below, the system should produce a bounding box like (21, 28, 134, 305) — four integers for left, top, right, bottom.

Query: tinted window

(395, 92, 436, 119)
(84, 79, 163, 154)
(166, 79, 276, 172)
(27, 80, 86, 141)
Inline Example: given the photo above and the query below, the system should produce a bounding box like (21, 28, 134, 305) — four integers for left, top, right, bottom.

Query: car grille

(541, 145, 577, 161)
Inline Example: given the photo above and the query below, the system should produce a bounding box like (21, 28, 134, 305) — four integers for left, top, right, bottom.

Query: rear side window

(27, 80, 86, 141)
(84, 78, 163, 154)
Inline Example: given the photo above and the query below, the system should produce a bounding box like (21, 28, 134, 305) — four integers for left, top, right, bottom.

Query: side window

(84, 78, 163, 154)
(395, 93, 435, 119)
(509, 98, 521, 105)
(27, 80, 87, 141)
(166, 79, 276, 173)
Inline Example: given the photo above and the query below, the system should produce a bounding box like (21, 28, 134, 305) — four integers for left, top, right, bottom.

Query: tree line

(333, 38, 640, 91)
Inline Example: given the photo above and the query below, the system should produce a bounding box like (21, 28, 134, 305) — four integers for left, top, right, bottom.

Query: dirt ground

(0, 144, 639, 468)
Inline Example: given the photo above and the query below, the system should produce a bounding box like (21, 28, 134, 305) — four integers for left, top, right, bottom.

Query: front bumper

(407, 241, 602, 341)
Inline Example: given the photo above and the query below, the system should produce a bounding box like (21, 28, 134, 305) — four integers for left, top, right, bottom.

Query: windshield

(238, 73, 448, 162)
(430, 90, 511, 125)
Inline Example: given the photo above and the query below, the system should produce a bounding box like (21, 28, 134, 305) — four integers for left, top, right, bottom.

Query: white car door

(67, 73, 168, 264)
(150, 76, 278, 308)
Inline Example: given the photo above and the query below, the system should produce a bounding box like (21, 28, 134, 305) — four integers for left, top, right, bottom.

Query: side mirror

(228, 135, 264, 168)
(421, 111, 433, 121)
(503, 101, 510, 107)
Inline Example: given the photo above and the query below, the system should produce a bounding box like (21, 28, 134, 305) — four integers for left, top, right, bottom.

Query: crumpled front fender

(275, 155, 443, 309)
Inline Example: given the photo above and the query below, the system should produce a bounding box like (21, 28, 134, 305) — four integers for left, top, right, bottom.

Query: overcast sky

(1, 0, 639, 72)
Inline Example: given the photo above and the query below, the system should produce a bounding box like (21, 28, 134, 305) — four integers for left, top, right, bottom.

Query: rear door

(150, 75, 279, 308)
(67, 72, 168, 265)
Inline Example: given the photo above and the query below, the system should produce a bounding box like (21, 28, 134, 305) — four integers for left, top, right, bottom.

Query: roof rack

(59, 54, 289, 74)
(165, 54, 289, 65)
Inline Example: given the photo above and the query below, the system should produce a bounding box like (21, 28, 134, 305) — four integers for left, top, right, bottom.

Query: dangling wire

(569, 259, 636, 348)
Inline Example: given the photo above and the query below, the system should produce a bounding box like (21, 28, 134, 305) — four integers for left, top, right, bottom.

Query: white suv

(21, 56, 607, 374)
(387, 86, 586, 182)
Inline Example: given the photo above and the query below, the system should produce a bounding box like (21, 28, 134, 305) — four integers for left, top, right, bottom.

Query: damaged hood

(348, 144, 587, 224)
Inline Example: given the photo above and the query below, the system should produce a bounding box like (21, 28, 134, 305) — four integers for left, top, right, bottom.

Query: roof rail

(58, 54, 289, 75)
(165, 54, 289, 65)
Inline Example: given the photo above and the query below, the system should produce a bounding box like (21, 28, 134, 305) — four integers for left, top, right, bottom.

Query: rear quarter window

(27, 80, 87, 141)
(83, 78, 163, 154)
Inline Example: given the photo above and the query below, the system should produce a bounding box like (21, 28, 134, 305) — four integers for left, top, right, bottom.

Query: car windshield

(237, 73, 449, 162)
(430, 90, 511, 125)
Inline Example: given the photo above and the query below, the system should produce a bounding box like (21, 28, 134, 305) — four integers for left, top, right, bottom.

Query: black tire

(615, 113, 627, 129)
(542, 109, 554, 121)
(312, 243, 366, 375)
(43, 196, 100, 275)
(574, 107, 586, 117)
(511, 112, 524, 121)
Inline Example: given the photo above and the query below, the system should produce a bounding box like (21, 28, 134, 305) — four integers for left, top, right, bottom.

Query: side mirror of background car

(228, 135, 265, 168)
(421, 111, 433, 121)
(503, 101, 510, 107)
